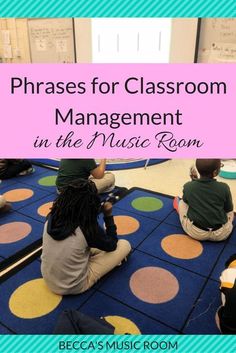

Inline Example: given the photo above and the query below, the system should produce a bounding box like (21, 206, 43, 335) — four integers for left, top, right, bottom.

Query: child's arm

(182, 183, 189, 204)
(86, 202, 118, 252)
(90, 159, 107, 179)
(190, 165, 198, 180)
(224, 185, 234, 212)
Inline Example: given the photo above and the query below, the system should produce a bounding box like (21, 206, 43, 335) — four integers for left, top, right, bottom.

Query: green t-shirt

(56, 159, 97, 188)
(183, 178, 233, 229)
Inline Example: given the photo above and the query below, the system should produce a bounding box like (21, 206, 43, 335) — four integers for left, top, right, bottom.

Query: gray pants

(179, 200, 234, 241)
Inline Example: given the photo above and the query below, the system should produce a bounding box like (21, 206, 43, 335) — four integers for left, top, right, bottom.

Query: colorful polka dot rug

(0, 165, 58, 270)
(0, 164, 122, 270)
(30, 158, 169, 171)
(0, 186, 236, 334)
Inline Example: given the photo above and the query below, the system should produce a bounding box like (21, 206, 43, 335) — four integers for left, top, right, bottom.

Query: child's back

(183, 178, 232, 230)
(178, 159, 234, 241)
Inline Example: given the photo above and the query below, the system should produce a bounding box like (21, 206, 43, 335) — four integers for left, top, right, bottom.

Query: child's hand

(190, 166, 198, 180)
(102, 202, 113, 217)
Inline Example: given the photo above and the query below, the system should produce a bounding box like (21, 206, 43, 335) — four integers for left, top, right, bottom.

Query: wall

(1, 18, 235, 64)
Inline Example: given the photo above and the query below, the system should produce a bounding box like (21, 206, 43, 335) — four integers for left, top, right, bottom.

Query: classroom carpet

(30, 159, 169, 170)
(0, 166, 127, 270)
(0, 166, 58, 270)
(0, 187, 235, 334)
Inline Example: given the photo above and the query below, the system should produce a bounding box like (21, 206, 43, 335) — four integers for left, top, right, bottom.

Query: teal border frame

(0, 0, 236, 17)
(0, 335, 236, 352)
(0, 0, 236, 349)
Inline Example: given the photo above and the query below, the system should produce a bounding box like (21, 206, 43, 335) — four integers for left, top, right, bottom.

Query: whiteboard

(91, 19, 172, 63)
(198, 18, 236, 63)
(28, 18, 75, 63)
(74, 18, 198, 63)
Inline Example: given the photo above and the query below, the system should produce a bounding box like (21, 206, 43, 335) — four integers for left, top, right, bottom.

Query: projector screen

(74, 18, 199, 63)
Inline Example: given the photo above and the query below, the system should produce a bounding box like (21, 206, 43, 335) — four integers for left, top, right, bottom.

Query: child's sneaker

(173, 196, 180, 213)
(18, 167, 34, 176)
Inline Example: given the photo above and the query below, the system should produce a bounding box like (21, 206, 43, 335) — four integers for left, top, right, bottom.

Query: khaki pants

(179, 200, 234, 241)
(81, 239, 131, 292)
(0, 195, 6, 209)
(90, 172, 115, 194)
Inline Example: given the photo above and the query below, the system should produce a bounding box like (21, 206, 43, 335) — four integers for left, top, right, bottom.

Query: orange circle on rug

(130, 266, 179, 304)
(0, 222, 32, 244)
(9, 278, 62, 319)
(161, 234, 203, 259)
(104, 316, 141, 334)
(113, 215, 140, 236)
(38, 202, 53, 217)
(3, 188, 34, 202)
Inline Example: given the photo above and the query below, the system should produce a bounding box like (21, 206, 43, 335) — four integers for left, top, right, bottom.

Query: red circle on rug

(130, 266, 179, 304)
(0, 222, 32, 243)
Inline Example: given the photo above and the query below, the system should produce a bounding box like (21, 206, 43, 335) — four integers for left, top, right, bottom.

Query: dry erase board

(28, 18, 75, 63)
(74, 18, 198, 63)
(198, 18, 236, 63)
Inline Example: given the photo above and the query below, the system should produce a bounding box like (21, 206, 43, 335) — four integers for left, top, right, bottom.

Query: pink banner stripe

(0, 64, 235, 158)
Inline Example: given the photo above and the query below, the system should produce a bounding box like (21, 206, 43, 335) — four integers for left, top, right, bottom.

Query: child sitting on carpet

(0, 159, 33, 180)
(56, 159, 115, 194)
(41, 179, 131, 295)
(218, 254, 236, 334)
(0, 195, 11, 214)
(177, 159, 234, 241)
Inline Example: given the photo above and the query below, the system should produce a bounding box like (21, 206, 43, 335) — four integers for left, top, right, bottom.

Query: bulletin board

(27, 18, 75, 63)
(197, 18, 236, 63)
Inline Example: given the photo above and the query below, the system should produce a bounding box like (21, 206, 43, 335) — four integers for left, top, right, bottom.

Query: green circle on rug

(131, 197, 163, 212)
(38, 175, 57, 186)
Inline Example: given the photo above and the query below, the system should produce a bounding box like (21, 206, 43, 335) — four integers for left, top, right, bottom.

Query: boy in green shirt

(178, 159, 234, 241)
(56, 159, 115, 194)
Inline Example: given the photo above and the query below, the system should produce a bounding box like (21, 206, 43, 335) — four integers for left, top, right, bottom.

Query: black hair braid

(50, 179, 101, 238)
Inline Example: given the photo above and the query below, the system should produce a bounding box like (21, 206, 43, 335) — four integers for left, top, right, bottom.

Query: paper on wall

(208, 42, 236, 63)
(55, 39, 67, 53)
(35, 38, 47, 51)
(3, 44, 13, 58)
(1, 30, 11, 44)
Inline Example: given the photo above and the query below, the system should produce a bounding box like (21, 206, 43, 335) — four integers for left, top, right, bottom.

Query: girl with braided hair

(41, 179, 131, 295)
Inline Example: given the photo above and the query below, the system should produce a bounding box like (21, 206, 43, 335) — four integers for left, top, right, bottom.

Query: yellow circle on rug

(38, 202, 53, 217)
(3, 189, 34, 202)
(113, 215, 140, 236)
(130, 267, 179, 304)
(9, 278, 62, 319)
(104, 316, 141, 334)
(0, 222, 31, 244)
(161, 234, 203, 259)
